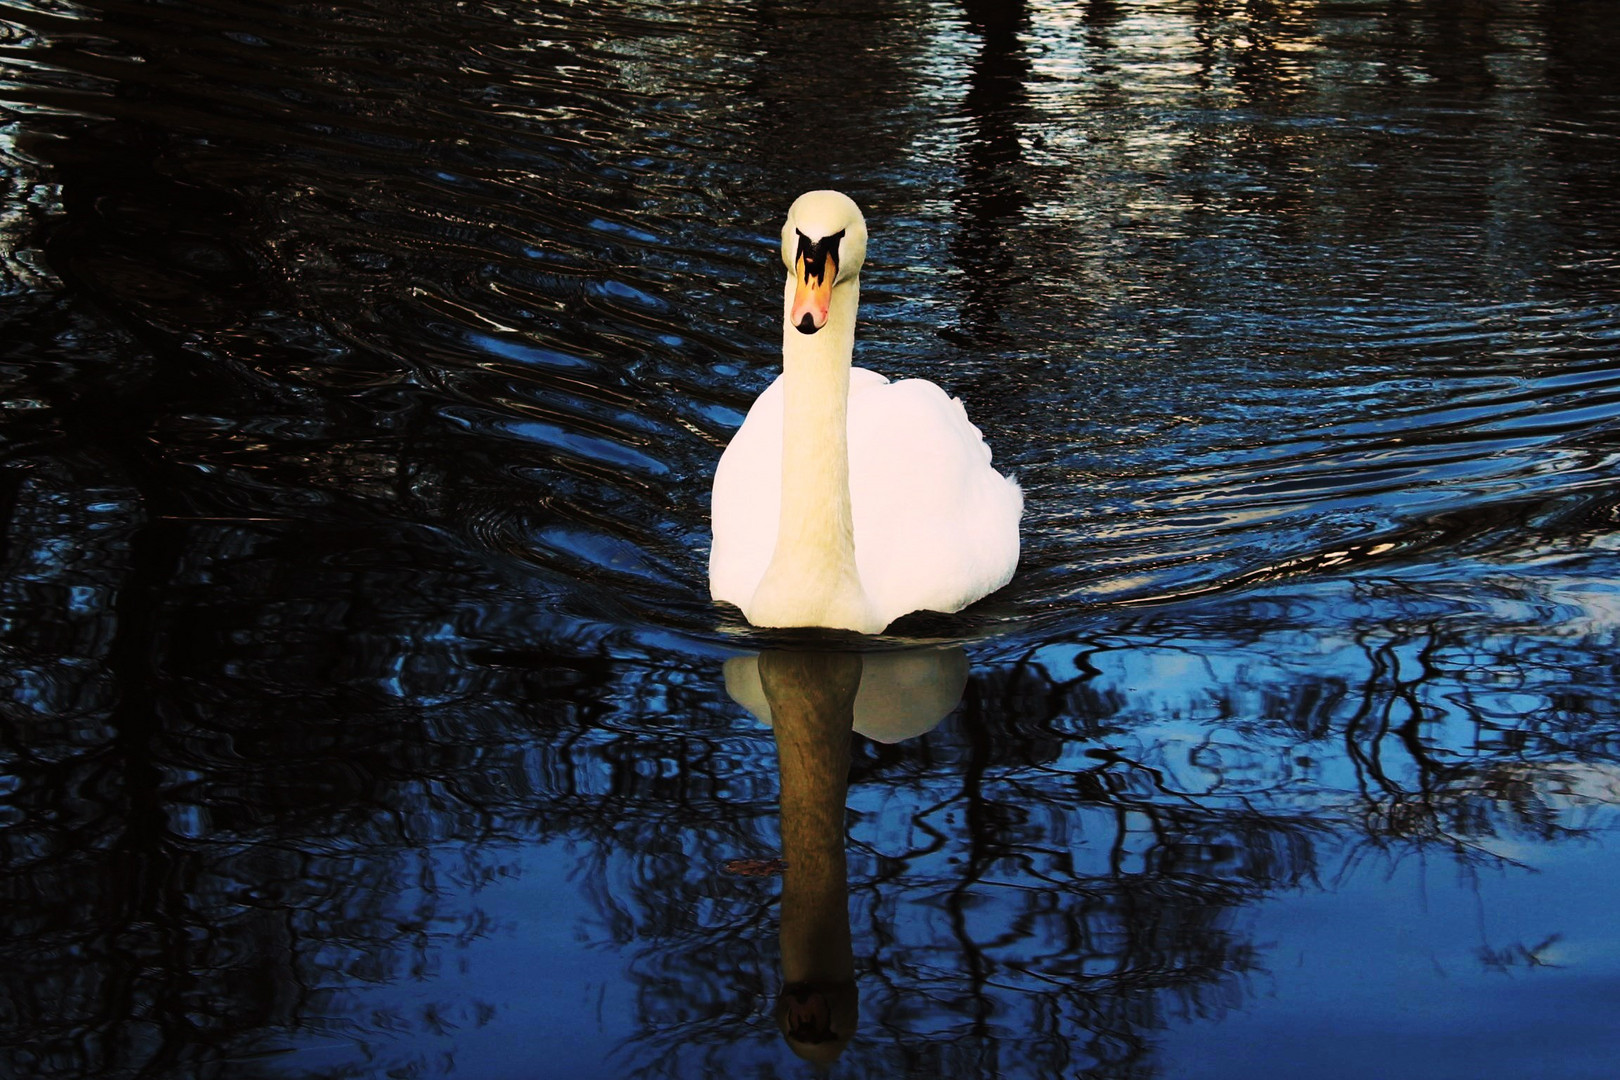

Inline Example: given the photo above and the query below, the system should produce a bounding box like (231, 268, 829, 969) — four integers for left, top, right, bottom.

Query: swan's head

(780, 190, 867, 336)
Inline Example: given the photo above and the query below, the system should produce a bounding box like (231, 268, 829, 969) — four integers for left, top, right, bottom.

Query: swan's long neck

(745, 275, 882, 633)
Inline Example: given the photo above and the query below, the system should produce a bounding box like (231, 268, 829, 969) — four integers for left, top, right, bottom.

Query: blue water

(2, 0, 1620, 1076)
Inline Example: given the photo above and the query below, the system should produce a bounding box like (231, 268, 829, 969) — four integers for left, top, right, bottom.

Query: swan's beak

(790, 252, 835, 335)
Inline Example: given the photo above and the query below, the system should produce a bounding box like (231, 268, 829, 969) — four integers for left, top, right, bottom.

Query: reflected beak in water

(781, 983, 836, 1043)
(790, 228, 842, 335)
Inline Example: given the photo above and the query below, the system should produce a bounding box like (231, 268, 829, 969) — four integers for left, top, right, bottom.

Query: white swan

(708, 190, 1022, 634)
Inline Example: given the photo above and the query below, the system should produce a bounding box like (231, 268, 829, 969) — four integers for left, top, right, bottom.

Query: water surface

(3, 1, 1620, 1077)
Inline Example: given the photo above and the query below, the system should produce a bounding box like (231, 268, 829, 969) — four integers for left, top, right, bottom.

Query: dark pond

(4, 0, 1620, 1076)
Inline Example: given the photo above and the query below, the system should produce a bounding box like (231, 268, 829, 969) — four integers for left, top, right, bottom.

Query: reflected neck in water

(761, 650, 861, 1065)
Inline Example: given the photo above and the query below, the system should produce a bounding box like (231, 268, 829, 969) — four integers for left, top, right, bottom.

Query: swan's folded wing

(847, 377, 1022, 621)
(708, 375, 785, 607)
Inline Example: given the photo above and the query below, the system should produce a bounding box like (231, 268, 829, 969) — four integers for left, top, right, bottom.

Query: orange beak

(790, 251, 836, 334)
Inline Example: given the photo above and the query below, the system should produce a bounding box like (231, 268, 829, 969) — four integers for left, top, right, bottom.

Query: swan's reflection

(724, 647, 968, 745)
(723, 646, 967, 1063)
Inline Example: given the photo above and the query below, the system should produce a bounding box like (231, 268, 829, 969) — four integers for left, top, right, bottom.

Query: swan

(708, 190, 1022, 634)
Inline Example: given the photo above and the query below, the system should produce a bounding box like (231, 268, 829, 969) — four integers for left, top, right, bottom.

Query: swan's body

(708, 191, 1022, 634)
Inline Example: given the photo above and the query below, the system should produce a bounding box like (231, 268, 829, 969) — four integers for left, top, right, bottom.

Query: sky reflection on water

(2, 0, 1620, 1077)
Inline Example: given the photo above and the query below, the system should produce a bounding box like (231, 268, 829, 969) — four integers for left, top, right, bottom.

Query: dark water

(3, 0, 1620, 1076)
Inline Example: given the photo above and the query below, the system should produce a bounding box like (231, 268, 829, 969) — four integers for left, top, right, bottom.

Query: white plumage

(708, 191, 1022, 634)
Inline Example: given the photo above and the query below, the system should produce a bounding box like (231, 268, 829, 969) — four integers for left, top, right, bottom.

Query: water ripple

(1, 0, 1618, 645)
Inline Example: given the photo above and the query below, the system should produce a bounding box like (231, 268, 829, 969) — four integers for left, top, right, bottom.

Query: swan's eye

(794, 228, 845, 284)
